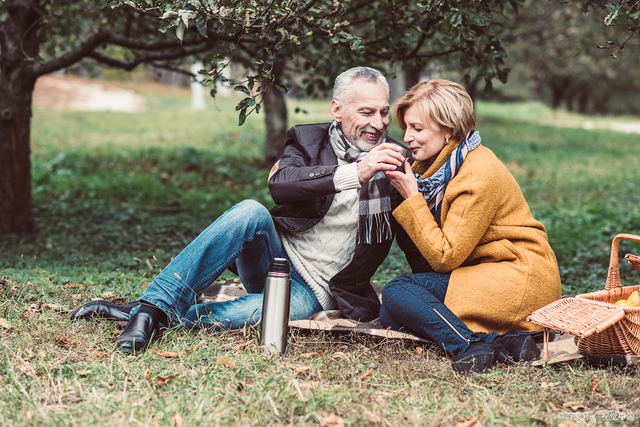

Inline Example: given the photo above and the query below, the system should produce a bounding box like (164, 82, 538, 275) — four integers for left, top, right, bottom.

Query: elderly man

(71, 66, 406, 353)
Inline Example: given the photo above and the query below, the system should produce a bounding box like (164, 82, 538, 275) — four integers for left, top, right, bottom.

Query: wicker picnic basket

(528, 233, 640, 356)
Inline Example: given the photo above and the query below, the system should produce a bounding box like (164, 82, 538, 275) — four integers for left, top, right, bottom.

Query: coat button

(309, 173, 314, 177)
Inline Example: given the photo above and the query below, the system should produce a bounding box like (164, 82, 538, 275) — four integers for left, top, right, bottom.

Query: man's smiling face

(331, 79, 390, 152)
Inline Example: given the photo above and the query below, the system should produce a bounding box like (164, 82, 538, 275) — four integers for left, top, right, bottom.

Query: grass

(1, 81, 640, 426)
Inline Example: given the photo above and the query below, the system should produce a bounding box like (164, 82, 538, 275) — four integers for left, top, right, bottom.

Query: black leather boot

(70, 300, 139, 322)
(494, 330, 541, 362)
(115, 304, 166, 353)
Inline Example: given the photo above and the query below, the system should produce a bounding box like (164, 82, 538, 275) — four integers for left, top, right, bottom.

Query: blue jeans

(380, 272, 498, 356)
(129, 200, 323, 330)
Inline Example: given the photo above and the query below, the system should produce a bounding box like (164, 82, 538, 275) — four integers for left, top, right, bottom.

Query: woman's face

(402, 104, 451, 162)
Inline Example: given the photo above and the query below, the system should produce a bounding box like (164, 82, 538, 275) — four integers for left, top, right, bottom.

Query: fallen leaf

(233, 340, 256, 350)
(288, 365, 312, 373)
(296, 381, 319, 389)
(217, 355, 236, 369)
(0, 318, 12, 329)
(558, 422, 578, 427)
(155, 373, 181, 386)
(145, 259, 153, 270)
(64, 283, 85, 289)
(416, 347, 424, 356)
(143, 369, 150, 379)
(17, 361, 35, 376)
(540, 381, 555, 388)
(141, 282, 150, 289)
(93, 352, 110, 358)
(590, 372, 600, 393)
(301, 350, 324, 358)
(54, 337, 80, 347)
(320, 413, 345, 427)
(361, 368, 376, 381)
(455, 416, 479, 427)
(364, 411, 382, 423)
(77, 370, 92, 376)
(100, 291, 115, 299)
(45, 303, 63, 311)
(171, 412, 183, 427)
(331, 351, 349, 360)
(148, 349, 185, 358)
(562, 401, 588, 411)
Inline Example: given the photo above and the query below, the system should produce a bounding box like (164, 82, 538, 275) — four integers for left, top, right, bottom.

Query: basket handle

(605, 233, 640, 290)
(625, 253, 640, 273)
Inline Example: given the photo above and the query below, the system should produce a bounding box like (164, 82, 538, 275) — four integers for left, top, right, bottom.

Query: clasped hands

(356, 143, 418, 199)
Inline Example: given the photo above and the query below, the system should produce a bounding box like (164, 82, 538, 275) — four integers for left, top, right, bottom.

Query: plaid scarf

(415, 130, 481, 225)
(328, 121, 393, 245)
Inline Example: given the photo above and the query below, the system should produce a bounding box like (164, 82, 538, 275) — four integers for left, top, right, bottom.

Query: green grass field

(1, 80, 640, 426)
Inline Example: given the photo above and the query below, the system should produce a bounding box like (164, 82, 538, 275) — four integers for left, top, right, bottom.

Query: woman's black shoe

(452, 342, 513, 374)
(70, 300, 139, 322)
(494, 330, 541, 362)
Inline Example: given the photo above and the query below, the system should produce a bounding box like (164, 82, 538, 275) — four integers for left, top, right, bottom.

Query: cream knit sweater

(279, 160, 361, 310)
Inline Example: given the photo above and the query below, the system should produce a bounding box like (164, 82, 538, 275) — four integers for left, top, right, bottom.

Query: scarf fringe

(358, 212, 393, 245)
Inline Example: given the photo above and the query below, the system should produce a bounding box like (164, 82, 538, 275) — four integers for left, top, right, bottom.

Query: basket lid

(527, 298, 626, 338)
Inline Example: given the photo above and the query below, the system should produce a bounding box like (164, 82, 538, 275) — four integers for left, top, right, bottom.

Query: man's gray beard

(346, 129, 388, 152)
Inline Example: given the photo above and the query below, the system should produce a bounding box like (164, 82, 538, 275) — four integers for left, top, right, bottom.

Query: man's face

(331, 79, 390, 152)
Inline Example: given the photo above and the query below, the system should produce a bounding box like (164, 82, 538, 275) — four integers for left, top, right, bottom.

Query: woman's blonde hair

(393, 79, 476, 142)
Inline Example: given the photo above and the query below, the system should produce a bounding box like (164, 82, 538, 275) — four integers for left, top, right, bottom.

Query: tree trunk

(263, 83, 288, 167)
(0, 0, 41, 234)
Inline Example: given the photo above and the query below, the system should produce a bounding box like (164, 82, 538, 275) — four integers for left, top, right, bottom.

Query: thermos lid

(269, 258, 290, 273)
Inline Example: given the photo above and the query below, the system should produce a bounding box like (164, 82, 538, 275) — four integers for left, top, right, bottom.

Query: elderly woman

(383, 79, 561, 373)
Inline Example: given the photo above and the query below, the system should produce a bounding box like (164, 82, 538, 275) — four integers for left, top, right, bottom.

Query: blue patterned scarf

(328, 121, 393, 244)
(415, 130, 481, 225)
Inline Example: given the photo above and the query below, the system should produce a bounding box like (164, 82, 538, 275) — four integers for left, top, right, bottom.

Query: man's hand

(386, 158, 419, 199)
(356, 143, 405, 183)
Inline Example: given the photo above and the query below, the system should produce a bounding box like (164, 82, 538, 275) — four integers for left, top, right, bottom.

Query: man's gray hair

(332, 67, 389, 107)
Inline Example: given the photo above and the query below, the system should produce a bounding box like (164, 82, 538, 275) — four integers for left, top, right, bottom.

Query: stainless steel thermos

(260, 258, 291, 356)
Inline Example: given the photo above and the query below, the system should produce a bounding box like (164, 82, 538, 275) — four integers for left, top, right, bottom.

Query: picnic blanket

(200, 279, 640, 366)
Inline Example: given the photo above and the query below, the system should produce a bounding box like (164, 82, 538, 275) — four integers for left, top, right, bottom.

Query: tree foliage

(577, 0, 640, 57)
(123, 0, 524, 123)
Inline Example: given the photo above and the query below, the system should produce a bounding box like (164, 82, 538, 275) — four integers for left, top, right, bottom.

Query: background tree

(1, 0, 522, 235)
(0, 0, 232, 234)
(484, 0, 640, 114)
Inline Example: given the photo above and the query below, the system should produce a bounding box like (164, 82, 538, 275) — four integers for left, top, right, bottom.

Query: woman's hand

(386, 158, 419, 199)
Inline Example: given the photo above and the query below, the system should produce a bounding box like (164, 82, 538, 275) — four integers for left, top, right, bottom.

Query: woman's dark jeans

(380, 272, 498, 356)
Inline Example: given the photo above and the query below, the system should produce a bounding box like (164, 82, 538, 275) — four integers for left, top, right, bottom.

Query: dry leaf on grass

(590, 372, 600, 393)
(301, 350, 324, 358)
(100, 291, 115, 299)
(562, 401, 588, 411)
(320, 413, 345, 427)
(0, 318, 12, 329)
(330, 351, 349, 360)
(17, 361, 36, 376)
(54, 337, 80, 347)
(155, 373, 181, 386)
(149, 349, 186, 358)
(171, 412, 183, 427)
(217, 355, 236, 369)
(360, 369, 375, 381)
(64, 283, 85, 289)
(558, 422, 578, 427)
(288, 365, 312, 373)
(455, 416, 479, 427)
(233, 340, 256, 350)
(540, 381, 555, 388)
(364, 411, 382, 423)
(416, 347, 424, 356)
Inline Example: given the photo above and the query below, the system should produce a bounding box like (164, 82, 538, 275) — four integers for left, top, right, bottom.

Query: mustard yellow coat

(393, 143, 561, 334)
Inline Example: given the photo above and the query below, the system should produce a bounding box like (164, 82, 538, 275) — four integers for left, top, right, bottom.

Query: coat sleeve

(392, 163, 501, 273)
(268, 126, 339, 205)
